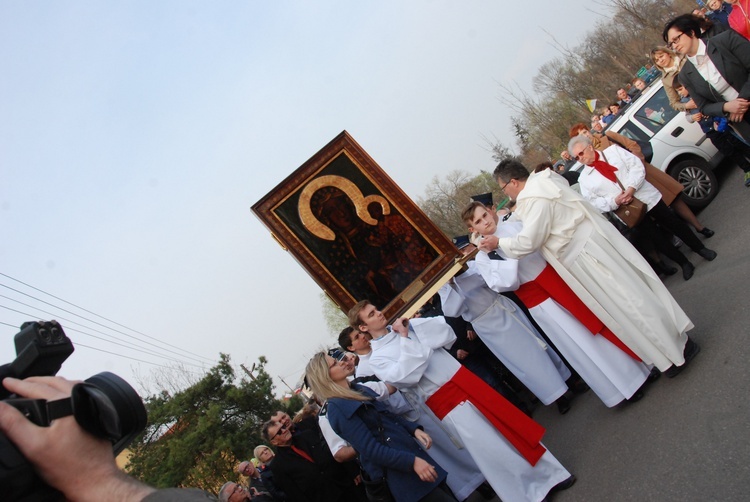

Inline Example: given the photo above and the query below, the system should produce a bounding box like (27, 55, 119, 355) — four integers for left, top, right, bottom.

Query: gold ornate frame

(251, 131, 460, 321)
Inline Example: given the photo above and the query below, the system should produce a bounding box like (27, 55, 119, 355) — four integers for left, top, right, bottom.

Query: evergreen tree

(127, 354, 285, 492)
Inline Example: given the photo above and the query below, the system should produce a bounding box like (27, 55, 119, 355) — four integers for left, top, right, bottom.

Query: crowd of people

(0, 6, 747, 502)
(561, 2, 750, 190)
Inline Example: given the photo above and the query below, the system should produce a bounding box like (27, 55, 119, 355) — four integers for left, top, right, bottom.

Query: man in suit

(262, 417, 366, 502)
(616, 88, 633, 107)
(665, 14, 750, 141)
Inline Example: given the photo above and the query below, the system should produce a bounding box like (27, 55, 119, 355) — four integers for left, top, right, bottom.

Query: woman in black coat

(664, 14, 750, 141)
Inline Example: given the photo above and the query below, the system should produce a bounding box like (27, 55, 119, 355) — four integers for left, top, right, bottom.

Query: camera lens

(83, 372, 147, 455)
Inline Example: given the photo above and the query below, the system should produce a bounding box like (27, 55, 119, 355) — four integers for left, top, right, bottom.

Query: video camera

(0, 321, 148, 502)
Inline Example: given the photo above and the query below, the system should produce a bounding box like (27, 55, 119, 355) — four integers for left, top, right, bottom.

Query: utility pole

(240, 363, 256, 381)
(278, 375, 295, 393)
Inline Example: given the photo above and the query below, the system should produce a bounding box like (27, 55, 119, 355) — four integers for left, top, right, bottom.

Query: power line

(0, 297, 207, 369)
(73, 343, 205, 375)
(1, 318, 205, 375)
(65, 325, 208, 370)
(0, 274, 216, 364)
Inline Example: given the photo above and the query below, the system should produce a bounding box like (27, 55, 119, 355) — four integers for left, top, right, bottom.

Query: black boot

(682, 261, 695, 280)
(654, 260, 678, 276)
(556, 395, 571, 415)
(697, 248, 717, 261)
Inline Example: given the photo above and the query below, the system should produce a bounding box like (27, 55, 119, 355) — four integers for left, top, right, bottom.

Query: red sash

(425, 366, 546, 466)
(515, 264, 641, 361)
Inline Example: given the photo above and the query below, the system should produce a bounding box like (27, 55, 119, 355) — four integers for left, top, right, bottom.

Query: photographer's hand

(0, 376, 156, 502)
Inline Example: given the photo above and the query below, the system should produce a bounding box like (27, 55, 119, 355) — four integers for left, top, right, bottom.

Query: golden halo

(298, 175, 390, 241)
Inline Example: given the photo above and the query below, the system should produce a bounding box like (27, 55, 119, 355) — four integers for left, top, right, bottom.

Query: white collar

(687, 39, 707, 65)
(370, 328, 395, 343)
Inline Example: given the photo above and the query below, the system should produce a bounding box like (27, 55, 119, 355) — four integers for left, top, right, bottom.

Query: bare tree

(319, 291, 349, 334)
(133, 360, 204, 397)
(491, 0, 700, 162)
(417, 170, 507, 237)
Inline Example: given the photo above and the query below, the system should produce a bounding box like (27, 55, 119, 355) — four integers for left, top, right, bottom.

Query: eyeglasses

(668, 32, 685, 48)
(269, 424, 289, 440)
(500, 179, 514, 191)
(573, 144, 591, 160)
(227, 483, 245, 501)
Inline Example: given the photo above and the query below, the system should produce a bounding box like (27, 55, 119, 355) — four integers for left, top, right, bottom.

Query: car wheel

(667, 158, 718, 209)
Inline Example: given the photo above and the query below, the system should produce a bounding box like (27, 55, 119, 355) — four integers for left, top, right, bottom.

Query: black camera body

(0, 321, 148, 502)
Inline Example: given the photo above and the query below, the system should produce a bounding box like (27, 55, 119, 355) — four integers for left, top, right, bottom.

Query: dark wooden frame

(252, 131, 460, 321)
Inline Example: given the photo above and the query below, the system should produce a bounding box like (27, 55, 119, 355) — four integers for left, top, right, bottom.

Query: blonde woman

(305, 352, 456, 502)
(650, 46, 697, 112)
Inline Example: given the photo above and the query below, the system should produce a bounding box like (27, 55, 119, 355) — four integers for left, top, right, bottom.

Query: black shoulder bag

(356, 403, 396, 502)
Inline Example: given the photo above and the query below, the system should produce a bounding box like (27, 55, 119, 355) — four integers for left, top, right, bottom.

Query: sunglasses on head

(327, 348, 347, 362)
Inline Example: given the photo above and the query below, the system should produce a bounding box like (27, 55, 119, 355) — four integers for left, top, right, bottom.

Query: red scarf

(590, 150, 618, 183)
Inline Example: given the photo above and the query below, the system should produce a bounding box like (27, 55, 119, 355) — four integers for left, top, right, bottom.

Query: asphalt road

(531, 164, 750, 501)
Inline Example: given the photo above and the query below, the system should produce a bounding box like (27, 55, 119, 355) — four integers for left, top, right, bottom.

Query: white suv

(605, 78, 722, 209)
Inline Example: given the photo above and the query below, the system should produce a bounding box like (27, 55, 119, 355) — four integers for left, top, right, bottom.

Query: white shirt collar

(687, 39, 707, 66)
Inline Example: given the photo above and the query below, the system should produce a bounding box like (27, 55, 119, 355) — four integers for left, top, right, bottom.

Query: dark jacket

(259, 464, 286, 501)
(247, 474, 275, 501)
(269, 418, 365, 502)
(327, 386, 448, 502)
(678, 29, 750, 139)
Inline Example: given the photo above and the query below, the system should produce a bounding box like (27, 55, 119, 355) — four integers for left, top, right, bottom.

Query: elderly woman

(568, 135, 718, 280)
(254, 445, 275, 468)
(305, 352, 456, 502)
(569, 122, 713, 237)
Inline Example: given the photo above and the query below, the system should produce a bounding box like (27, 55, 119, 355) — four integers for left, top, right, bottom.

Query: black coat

(259, 465, 286, 501)
(269, 418, 366, 502)
(678, 29, 750, 139)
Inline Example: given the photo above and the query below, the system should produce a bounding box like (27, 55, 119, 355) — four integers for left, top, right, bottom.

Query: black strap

(351, 375, 381, 385)
(46, 397, 74, 420)
(599, 150, 627, 191)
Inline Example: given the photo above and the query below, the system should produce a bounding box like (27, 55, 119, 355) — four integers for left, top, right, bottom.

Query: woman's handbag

(600, 151, 648, 228)
(357, 404, 395, 502)
(614, 196, 647, 228)
(360, 471, 395, 502)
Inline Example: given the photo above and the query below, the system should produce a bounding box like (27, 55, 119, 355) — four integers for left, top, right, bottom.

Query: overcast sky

(1, 1, 608, 397)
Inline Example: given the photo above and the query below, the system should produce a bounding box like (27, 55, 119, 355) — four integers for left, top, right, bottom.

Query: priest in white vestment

(464, 201, 652, 407)
(479, 159, 699, 376)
